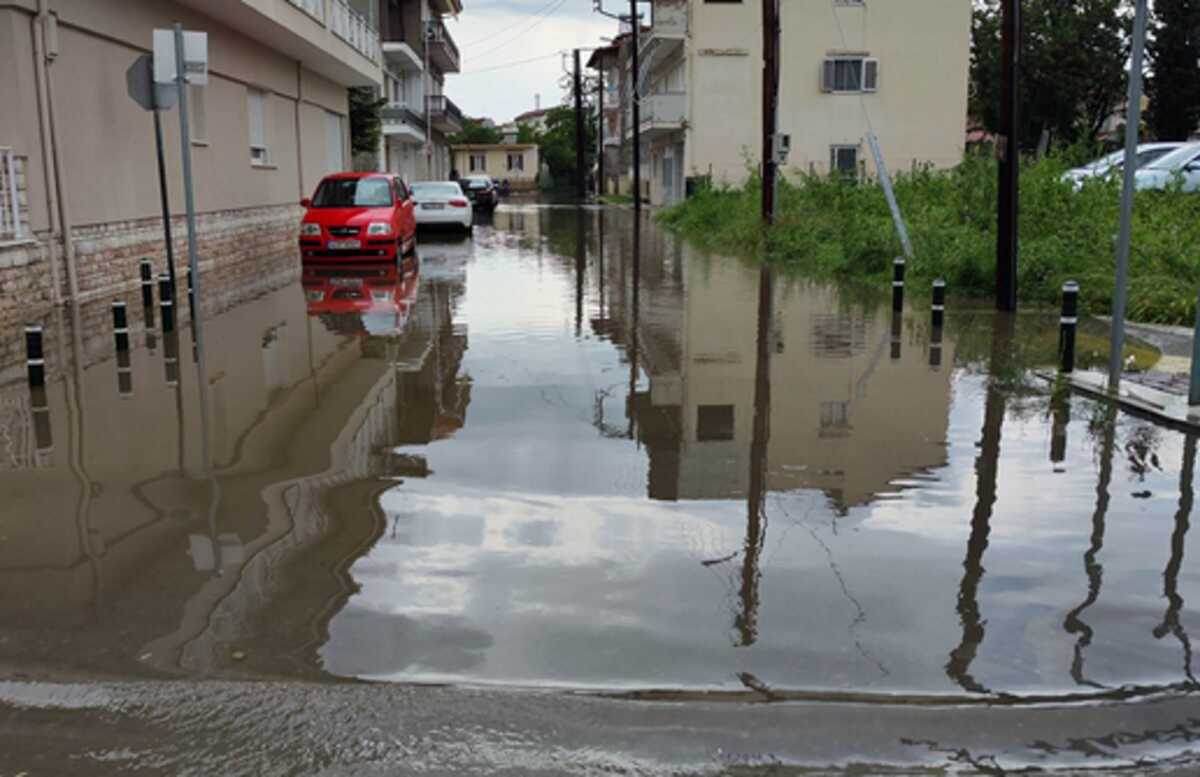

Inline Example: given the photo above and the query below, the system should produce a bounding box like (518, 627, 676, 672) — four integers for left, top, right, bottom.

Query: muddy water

(1, 207, 1198, 708)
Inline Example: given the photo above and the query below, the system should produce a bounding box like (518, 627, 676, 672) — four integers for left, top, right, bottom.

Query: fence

(330, 0, 380, 63)
(0, 147, 24, 242)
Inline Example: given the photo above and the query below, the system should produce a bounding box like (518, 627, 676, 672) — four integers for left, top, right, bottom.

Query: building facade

(620, 0, 971, 206)
(450, 144, 539, 189)
(379, 0, 463, 182)
(0, 0, 383, 338)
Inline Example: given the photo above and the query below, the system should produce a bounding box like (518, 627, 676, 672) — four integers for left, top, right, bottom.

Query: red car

(299, 173, 417, 262)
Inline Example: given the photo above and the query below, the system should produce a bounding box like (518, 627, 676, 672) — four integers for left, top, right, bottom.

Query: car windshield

(466, 178, 491, 190)
(1143, 144, 1200, 170)
(312, 177, 393, 207)
(411, 182, 463, 198)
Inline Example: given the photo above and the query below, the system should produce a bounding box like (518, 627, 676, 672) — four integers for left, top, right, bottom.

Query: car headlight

(367, 222, 392, 236)
(305, 289, 324, 302)
(300, 223, 321, 237)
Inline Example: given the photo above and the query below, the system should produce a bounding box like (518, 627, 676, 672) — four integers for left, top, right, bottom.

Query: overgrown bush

(658, 153, 1200, 324)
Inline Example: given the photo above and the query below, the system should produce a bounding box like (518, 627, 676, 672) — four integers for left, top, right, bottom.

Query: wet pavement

(3, 205, 1200, 773)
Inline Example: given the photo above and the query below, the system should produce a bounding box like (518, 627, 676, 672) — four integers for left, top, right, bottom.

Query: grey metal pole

(1110, 0, 1149, 390)
(152, 108, 177, 291)
(630, 0, 641, 211)
(1189, 288, 1200, 406)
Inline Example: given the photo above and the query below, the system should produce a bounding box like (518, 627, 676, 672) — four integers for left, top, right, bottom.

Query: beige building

(451, 144, 540, 189)
(628, 0, 971, 205)
(0, 0, 383, 335)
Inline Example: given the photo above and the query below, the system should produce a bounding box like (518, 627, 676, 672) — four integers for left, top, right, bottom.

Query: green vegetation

(658, 153, 1200, 325)
(348, 87, 387, 156)
(449, 118, 504, 145)
(536, 105, 596, 190)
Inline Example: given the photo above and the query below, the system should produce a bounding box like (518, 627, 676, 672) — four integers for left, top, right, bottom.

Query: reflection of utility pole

(575, 206, 585, 336)
(736, 265, 774, 647)
(1062, 404, 1116, 689)
(946, 313, 1013, 693)
(1155, 433, 1197, 684)
(627, 217, 641, 439)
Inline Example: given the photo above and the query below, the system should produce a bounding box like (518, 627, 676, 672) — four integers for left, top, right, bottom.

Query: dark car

(462, 175, 498, 211)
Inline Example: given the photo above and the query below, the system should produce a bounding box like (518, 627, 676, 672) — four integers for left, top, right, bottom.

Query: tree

(535, 105, 596, 188)
(349, 86, 387, 156)
(449, 119, 503, 145)
(516, 123, 539, 144)
(971, 0, 1128, 149)
(1147, 0, 1200, 140)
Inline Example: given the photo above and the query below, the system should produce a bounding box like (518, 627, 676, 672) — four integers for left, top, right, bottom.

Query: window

(821, 57, 879, 93)
(831, 145, 859, 178)
(820, 401, 851, 437)
(189, 84, 207, 144)
(247, 88, 270, 166)
(469, 153, 486, 172)
(507, 153, 524, 172)
(696, 405, 735, 442)
(325, 111, 344, 173)
(311, 177, 394, 208)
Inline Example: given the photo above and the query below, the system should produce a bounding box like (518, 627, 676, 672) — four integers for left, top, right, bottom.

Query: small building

(451, 144, 540, 190)
(513, 107, 553, 134)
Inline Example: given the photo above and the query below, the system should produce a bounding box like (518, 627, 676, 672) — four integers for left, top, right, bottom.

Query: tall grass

(658, 153, 1200, 325)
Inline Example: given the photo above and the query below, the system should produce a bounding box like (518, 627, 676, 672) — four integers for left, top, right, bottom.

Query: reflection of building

(597, 227, 954, 511)
(0, 255, 470, 676)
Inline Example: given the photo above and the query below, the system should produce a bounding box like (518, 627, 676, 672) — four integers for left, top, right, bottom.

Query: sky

(443, 0, 619, 124)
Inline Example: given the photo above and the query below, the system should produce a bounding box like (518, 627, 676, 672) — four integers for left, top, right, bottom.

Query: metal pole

(598, 57, 606, 196)
(995, 0, 1020, 312)
(1110, 0, 1150, 390)
(1189, 287, 1200, 406)
(574, 48, 586, 201)
(630, 0, 641, 211)
(152, 108, 177, 291)
(761, 0, 780, 224)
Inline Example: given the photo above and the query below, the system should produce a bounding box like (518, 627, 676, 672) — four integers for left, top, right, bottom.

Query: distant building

(514, 107, 554, 134)
(609, 0, 970, 206)
(499, 123, 520, 144)
(451, 144, 540, 189)
(588, 41, 626, 197)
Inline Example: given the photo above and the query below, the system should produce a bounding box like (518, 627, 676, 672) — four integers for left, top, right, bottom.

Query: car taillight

(449, 198, 468, 207)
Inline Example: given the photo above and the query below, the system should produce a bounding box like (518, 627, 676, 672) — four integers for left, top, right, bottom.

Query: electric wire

(457, 50, 565, 76)
(468, 0, 572, 62)
(460, 0, 566, 48)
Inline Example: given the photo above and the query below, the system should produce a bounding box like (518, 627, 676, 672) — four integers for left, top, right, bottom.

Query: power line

(460, 0, 564, 48)
(468, 0, 571, 62)
(457, 50, 565, 76)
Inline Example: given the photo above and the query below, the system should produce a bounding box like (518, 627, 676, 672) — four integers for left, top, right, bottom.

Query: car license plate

(327, 239, 361, 250)
(329, 276, 362, 287)
(423, 203, 444, 210)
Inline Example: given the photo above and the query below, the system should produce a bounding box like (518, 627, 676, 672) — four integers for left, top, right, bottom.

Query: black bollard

(1059, 280, 1078, 374)
(25, 324, 45, 388)
(140, 259, 154, 310)
(932, 278, 946, 330)
(187, 266, 196, 318)
(891, 310, 903, 360)
(29, 385, 53, 453)
(112, 301, 130, 354)
(892, 257, 906, 313)
(1050, 388, 1069, 469)
(117, 350, 133, 398)
(163, 331, 180, 387)
(158, 273, 175, 334)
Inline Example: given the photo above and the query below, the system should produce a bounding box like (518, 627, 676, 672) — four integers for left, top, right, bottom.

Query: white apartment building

(629, 0, 971, 206)
(379, 0, 463, 182)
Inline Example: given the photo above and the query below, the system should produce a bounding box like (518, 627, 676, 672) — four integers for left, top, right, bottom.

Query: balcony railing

(426, 94, 464, 134)
(626, 92, 686, 138)
(0, 148, 25, 242)
(426, 19, 461, 73)
(287, 0, 323, 20)
(381, 103, 427, 133)
(330, 0, 380, 63)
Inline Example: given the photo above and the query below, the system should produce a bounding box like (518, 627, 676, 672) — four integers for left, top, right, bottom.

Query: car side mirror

(300, 198, 311, 208)
(1187, 163, 1200, 173)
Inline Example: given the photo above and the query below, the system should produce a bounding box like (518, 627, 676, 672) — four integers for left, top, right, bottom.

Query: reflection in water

(1062, 403, 1115, 689)
(1155, 434, 1197, 683)
(946, 313, 1013, 694)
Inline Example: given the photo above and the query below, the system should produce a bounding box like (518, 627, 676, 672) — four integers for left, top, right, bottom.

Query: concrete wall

(686, 0, 970, 186)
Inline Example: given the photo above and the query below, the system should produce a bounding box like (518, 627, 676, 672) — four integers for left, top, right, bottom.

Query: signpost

(126, 54, 179, 289)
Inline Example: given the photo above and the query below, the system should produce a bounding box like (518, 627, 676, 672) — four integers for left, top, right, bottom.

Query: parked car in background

(1062, 143, 1183, 188)
(299, 173, 417, 262)
(411, 181, 473, 233)
(461, 175, 499, 211)
(1134, 143, 1200, 192)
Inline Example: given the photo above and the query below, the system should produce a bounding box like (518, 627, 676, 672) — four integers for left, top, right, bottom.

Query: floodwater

(3, 205, 1200, 772)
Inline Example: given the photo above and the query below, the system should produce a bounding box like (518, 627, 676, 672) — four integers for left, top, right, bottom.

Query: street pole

(598, 57, 606, 197)
(152, 107, 177, 291)
(574, 48, 586, 200)
(630, 0, 641, 212)
(995, 0, 1020, 312)
(761, 0, 780, 225)
(1110, 0, 1150, 390)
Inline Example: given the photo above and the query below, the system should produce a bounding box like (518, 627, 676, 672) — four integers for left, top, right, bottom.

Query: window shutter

(821, 59, 836, 92)
(863, 59, 879, 92)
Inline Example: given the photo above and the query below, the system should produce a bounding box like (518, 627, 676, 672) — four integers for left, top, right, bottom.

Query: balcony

(638, 0, 687, 78)
(426, 95, 464, 135)
(329, 0, 380, 64)
(426, 20, 461, 74)
(381, 104, 427, 143)
(626, 92, 686, 140)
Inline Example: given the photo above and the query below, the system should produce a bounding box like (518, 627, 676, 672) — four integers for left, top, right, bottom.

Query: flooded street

(3, 205, 1200, 774)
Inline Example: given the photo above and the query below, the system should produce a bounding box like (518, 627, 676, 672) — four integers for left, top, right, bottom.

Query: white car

(1062, 142, 1183, 188)
(1134, 142, 1200, 192)
(411, 181, 473, 232)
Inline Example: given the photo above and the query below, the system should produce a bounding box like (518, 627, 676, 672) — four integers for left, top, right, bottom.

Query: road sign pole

(152, 107, 177, 291)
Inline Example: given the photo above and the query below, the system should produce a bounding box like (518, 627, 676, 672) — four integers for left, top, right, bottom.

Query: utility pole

(574, 48, 586, 200)
(630, 0, 641, 211)
(1110, 0, 1150, 389)
(995, 0, 1021, 312)
(761, 0, 781, 225)
(597, 56, 606, 197)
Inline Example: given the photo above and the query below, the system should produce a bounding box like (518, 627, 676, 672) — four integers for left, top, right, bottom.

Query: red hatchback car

(299, 173, 417, 262)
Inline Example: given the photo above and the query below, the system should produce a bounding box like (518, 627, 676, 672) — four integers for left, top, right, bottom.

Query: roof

(514, 107, 552, 123)
(587, 44, 620, 69)
(451, 143, 538, 151)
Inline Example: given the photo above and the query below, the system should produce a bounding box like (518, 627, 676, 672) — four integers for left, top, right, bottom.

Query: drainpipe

(30, 0, 63, 305)
(38, 0, 80, 303)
